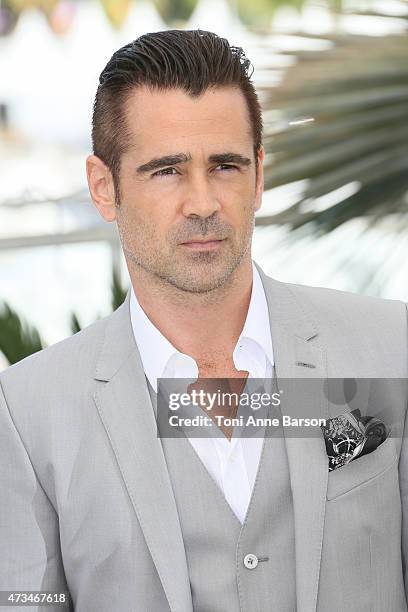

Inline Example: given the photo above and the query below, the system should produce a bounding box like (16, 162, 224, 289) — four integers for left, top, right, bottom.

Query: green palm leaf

(111, 267, 128, 311)
(258, 5, 408, 233)
(68, 266, 128, 335)
(0, 301, 44, 364)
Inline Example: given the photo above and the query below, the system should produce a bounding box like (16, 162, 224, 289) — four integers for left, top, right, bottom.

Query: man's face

(115, 85, 264, 293)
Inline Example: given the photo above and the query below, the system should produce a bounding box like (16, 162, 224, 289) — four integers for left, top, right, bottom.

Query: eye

(152, 167, 178, 178)
(216, 164, 238, 172)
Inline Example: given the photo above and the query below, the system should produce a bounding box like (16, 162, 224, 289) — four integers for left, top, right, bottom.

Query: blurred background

(1, 0, 408, 369)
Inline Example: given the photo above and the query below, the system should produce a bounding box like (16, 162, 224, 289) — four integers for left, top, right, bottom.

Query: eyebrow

(135, 152, 252, 175)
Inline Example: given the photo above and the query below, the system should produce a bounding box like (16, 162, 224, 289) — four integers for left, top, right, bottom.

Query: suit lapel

(92, 290, 193, 612)
(257, 265, 329, 612)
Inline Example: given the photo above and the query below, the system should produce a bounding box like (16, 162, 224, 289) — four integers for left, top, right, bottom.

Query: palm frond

(68, 266, 128, 335)
(0, 301, 44, 365)
(70, 311, 82, 335)
(111, 268, 128, 311)
(259, 7, 408, 233)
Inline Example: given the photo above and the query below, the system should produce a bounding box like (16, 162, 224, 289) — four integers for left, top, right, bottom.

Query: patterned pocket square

(320, 408, 388, 471)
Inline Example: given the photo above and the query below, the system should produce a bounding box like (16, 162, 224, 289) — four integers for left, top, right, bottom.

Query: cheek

(228, 175, 256, 202)
(120, 200, 174, 248)
(226, 194, 255, 223)
(217, 175, 252, 198)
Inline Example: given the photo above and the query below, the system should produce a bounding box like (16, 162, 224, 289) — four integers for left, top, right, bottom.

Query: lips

(180, 237, 225, 245)
(180, 237, 225, 250)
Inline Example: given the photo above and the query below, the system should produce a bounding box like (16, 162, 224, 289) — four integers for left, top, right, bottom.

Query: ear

(86, 155, 117, 222)
(254, 145, 265, 213)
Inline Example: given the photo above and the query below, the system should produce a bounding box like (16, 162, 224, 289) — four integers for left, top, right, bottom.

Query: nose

(180, 171, 222, 219)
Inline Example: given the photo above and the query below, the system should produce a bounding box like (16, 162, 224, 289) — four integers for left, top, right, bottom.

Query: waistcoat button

(243, 553, 259, 569)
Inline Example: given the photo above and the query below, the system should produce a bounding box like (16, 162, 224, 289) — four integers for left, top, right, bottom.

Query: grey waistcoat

(147, 377, 296, 612)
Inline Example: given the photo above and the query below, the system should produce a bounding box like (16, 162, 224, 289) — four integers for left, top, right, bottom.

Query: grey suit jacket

(1, 264, 408, 612)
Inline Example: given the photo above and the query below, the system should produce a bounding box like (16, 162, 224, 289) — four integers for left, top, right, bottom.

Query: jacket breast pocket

(326, 433, 398, 501)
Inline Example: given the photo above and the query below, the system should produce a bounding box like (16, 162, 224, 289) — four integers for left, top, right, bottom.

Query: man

(0, 29, 407, 612)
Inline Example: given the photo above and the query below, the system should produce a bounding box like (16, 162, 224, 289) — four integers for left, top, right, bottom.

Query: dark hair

(92, 29, 263, 203)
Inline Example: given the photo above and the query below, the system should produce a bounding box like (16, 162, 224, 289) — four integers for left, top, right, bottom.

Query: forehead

(123, 85, 253, 153)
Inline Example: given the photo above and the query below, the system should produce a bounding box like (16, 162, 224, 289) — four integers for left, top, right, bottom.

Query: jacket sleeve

(0, 377, 72, 611)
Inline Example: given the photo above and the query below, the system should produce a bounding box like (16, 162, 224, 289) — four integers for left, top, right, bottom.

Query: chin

(171, 266, 236, 294)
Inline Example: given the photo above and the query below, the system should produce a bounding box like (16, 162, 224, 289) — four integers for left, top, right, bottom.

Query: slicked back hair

(92, 29, 263, 205)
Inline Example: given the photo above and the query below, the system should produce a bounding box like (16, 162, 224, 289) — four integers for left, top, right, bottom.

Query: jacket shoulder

(284, 279, 407, 320)
(0, 304, 121, 390)
(262, 275, 407, 377)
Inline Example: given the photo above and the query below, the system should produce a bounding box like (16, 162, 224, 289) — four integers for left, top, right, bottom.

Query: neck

(127, 257, 254, 368)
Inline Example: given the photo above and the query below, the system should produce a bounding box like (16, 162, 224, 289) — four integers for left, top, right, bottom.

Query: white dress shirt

(129, 262, 274, 523)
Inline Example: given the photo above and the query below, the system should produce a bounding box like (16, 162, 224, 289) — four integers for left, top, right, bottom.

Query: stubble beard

(117, 212, 255, 295)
